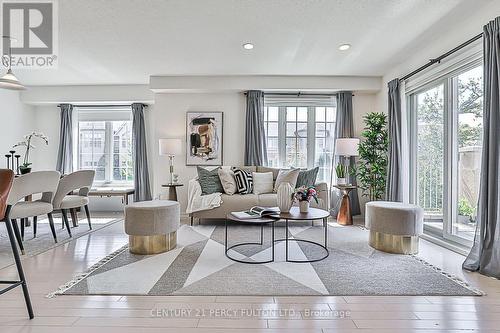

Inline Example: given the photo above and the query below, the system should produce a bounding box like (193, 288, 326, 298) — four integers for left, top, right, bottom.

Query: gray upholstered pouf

(125, 200, 180, 254)
(365, 201, 424, 254)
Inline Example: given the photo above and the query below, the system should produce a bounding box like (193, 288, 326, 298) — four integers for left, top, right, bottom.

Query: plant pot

(337, 177, 346, 185)
(19, 167, 32, 175)
(299, 200, 309, 213)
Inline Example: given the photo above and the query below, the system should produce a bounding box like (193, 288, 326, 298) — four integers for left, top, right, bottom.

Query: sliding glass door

(414, 83, 445, 232)
(410, 63, 483, 246)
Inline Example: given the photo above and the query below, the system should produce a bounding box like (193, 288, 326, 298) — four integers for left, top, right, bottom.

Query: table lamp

(335, 138, 359, 185)
(159, 138, 182, 184)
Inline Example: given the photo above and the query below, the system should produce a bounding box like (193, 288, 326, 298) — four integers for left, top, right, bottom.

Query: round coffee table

(271, 207, 330, 263)
(225, 213, 277, 264)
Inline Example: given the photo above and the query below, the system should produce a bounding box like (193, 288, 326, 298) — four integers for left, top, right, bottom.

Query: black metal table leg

(225, 219, 275, 264)
(276, 217, 329, 263)
(285, 219, 288, 261)
(324, 217, 328, 248)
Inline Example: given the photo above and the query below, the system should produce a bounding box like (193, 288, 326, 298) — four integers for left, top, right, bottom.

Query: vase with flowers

(293, 186, 319, 213)
(13, 131, 49, 174)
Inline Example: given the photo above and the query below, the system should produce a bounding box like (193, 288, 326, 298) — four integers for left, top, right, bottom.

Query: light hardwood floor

(1, 213, 500, 332)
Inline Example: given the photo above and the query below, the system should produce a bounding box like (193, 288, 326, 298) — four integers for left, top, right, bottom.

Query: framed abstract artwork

(186, 112, 223, 166)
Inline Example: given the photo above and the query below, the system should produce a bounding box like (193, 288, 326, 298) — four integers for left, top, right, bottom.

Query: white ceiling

(9, 0, 497, 86)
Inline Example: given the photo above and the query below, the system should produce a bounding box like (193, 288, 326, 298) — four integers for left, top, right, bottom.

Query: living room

(0, 0, 499, 332)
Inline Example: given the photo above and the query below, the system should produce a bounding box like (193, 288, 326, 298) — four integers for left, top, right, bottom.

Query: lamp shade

(335, 138, 359, 156)
(0, 69, 26, 90)
(159, 138, 182, 156)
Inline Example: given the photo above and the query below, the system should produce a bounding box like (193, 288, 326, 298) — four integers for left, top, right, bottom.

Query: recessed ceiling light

(243, 43, 254, 50)
(339, 44, 351, 51)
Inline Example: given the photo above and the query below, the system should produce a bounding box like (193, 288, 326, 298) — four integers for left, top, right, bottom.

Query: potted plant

(13, 131, 49, 174)
(335, 163, 347, 185)
(357, 112, 388, 201)
(293, 186, 319, 213)
(458, 198, 476, 224)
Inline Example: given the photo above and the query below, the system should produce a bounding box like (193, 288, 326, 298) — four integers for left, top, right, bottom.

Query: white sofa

(188, 166, 329, 222)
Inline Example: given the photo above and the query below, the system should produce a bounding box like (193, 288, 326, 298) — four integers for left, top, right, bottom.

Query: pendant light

(0, 36, 25, 90)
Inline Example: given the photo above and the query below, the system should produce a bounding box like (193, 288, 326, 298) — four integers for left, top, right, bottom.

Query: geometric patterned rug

(56, 222, 482, 296)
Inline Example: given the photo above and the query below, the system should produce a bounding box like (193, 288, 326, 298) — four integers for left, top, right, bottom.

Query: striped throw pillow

(232, 167, 253, 194)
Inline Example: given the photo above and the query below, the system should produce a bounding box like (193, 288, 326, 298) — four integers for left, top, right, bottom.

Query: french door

(410, 64, 483, 246)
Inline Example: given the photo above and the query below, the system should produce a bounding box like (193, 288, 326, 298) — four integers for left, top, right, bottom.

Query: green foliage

(357, 112, 388, 201)
(416, 74, 483, 213)
(458, 198, 475, 222)
(335, 163, 346, 178)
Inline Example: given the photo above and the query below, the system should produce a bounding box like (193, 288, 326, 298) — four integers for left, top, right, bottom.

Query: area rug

(0, 216, 121, 269)
(52, 222, 482, 297)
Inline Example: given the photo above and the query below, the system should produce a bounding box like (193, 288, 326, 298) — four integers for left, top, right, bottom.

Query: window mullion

(105, 121, 113, 183)
(307, 106, 315, 168)
(278, 106, 286, 167)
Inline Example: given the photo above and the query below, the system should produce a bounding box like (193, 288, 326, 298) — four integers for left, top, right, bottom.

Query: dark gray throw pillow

(197, 166, 224, 195)
(296, 167, 319, 187)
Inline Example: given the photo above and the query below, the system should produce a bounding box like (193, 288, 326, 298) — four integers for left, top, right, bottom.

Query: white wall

(0, 90, 36, 169)
(151, 93, 246, 212)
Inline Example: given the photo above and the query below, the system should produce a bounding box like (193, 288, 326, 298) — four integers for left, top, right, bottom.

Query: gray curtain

(385, 79, 402, 201)
(56, 104, 73, 174)
(244, 90, 268, 166)
(132, 103, 152, 202)
(463, 17, 500, 278)
(331, 92, 361, 216)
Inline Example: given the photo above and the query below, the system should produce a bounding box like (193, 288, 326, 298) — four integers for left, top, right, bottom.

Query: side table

(332, 184, 357, 225)
(161, 183, 183, 201)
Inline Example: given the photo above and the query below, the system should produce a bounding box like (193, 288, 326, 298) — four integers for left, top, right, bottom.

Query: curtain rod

(400, 32, 483, 82)
(243, 92, 354, 97)
(56, 103, 147, 108)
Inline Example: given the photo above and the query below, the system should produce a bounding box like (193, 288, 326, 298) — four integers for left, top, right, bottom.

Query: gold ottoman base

(129, 231, 177, 255)
(369, 230, 419, 254)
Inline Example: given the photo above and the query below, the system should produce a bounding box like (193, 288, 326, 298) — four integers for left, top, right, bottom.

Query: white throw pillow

(252, 172, 274, 194)
(274, 168, 300, 192)
(218, 168, 237, 195)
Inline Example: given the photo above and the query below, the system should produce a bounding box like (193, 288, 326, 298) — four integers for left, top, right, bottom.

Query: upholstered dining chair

(0, 169, 34, 319)
(8, 171, 61, 248)
(52, 170, 95, 235)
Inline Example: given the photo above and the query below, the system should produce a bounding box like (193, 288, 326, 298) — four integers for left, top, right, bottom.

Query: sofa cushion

(197, 166, 223, 195)
(221, 194, 259, 212)
(296, 167, 319, 187)
(232, 167, 253, 194)
(256, 166, 280, 180)
(258, 193, 278, 207)
(252, 172, 274, 194)
(274, 168, 300, 192)
(218, 168, 237, 195)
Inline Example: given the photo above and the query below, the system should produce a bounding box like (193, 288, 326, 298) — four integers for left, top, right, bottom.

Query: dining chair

(0, 169, 34, 319)
(52, 170, 95, 233)
(8, 171, 61, 247)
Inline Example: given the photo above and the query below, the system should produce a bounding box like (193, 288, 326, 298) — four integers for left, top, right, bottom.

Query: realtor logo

(1, 0, 58, 68)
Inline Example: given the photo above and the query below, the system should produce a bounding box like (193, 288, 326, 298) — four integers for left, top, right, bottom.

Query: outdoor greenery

(416, 71, 483, 217)
(458, 198, 475, 222)
(357, 112, 388, 201)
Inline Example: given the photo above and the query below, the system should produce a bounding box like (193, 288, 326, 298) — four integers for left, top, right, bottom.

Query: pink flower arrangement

(293, 186, 319, 204)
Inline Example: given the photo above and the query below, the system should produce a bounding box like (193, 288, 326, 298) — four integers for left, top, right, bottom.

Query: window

(77, 107, 133, 184)
(409, 61, 483, 245)
(263, 96, 336, 183)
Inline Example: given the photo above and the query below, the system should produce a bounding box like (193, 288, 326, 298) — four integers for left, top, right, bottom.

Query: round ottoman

(125, 200, 180, 254)
(365, 201, 424, 254)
